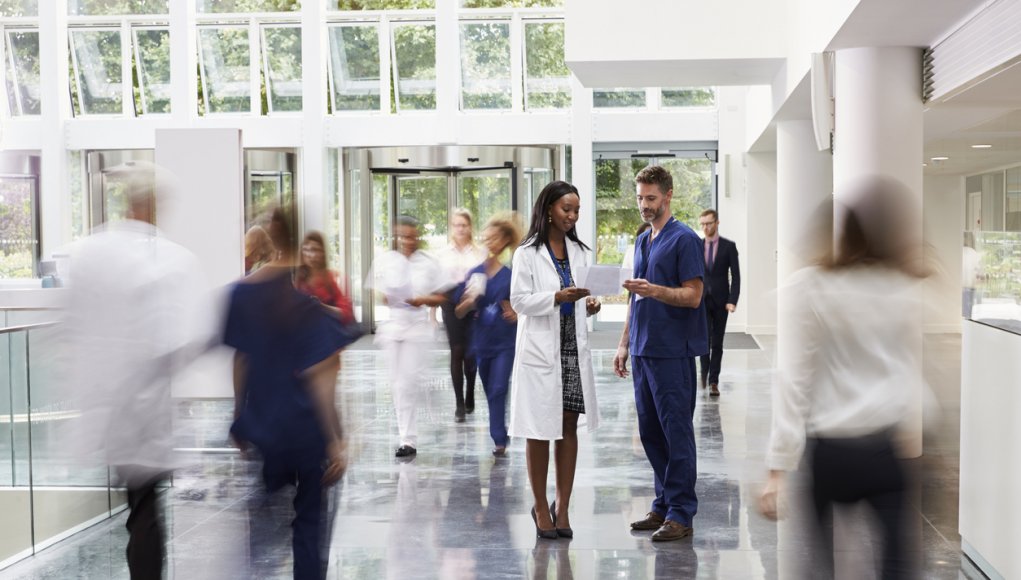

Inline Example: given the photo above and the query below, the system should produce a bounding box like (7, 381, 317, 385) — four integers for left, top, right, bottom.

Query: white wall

(744, 151, 778, 334)
(923, 173, 965, 333)
(717, 87, 750, 331)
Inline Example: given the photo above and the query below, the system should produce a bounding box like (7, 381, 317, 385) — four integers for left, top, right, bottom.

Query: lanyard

(545, 242, 574, 315)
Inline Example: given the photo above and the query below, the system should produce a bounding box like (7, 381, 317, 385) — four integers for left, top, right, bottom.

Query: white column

(37, 0, 70, 258)
(435, 0, 459, 142)
(776, 120, 832, 282)
(833, 46, 924, 458)
(169, 0, 197, 125)
(301, 0, 328, 235)
(570, 74, 594, 250)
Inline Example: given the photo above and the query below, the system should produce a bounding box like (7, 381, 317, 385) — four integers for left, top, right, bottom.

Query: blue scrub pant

(632, 355, 698, 526)
(478, 350, 514, 447)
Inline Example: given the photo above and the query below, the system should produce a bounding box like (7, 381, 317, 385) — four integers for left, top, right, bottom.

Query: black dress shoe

(465, 404, 475, 414)
(709, 383, 720, 397)
(395, 445, 417, 458)
(550, 501, 573, 538)
(531, 507, 558, 539)
(455, 408, 466, 423)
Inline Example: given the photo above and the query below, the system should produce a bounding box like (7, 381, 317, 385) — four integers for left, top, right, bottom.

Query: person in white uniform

(759, 178, 930, 579)
(509, 180, 601, 539)
(372, 216, 448, 458)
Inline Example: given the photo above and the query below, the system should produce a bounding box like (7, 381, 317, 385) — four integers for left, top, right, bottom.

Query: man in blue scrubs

(614, 165, 708, 541)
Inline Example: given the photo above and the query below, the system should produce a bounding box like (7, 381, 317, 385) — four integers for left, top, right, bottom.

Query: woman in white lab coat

(509, 180, 601, 539)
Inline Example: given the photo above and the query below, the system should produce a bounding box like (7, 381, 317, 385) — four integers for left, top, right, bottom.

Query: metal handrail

(0, 321, 58, 335)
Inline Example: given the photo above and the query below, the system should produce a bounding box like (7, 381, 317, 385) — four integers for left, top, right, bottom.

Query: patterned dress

(554, 256, 585, 414)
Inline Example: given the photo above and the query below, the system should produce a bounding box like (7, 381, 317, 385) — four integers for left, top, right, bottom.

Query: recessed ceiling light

(922, 163, 928, 167)
(971, 144, 992, 149)
(931, 156, 949, 161)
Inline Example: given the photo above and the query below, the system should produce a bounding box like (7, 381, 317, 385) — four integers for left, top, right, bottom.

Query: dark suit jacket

(702, 236, 740, 306)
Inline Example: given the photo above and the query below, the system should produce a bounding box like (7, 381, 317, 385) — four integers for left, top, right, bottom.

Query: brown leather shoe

(651, 519, 693, 541)
(630, 511, 665, 531)
(709, 383, 720, 397)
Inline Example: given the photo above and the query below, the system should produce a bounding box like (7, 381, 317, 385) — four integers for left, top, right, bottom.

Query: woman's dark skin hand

(555, 287, 590, 304)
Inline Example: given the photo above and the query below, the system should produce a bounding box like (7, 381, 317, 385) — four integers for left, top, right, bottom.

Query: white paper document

(578, 265, 627, 296)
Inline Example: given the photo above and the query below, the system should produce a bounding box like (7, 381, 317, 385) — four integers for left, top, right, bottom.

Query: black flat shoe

(395, 445, 417, 458)
(550, 501, 573, 539)
(531, 507, 558, 539)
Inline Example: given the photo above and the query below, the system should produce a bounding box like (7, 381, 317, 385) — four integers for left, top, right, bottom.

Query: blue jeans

(478, 350, 514, 447)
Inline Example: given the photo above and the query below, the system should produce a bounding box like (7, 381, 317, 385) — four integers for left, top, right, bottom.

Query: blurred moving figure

(760, 177, 929, 579)
(454, 214, 522, 456)
(439, 209, 486, 422)
(510, 181, 601, 539)
(295, 230, 354, 323)
(245, 225, 273, 275)
(371, 216, 448, 458)
(63, 165, 210, 579)
(223, 209, 354, 580)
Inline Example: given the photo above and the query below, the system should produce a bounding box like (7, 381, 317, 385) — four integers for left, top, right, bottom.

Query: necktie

(707, 240, 715, 271)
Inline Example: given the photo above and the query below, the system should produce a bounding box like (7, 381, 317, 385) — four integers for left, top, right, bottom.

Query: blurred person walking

(614, 165, 708, 542)
(509, 181, 601, 539)
(223, 209, 355, 580)
(63, 165, 211, 579)
(454, 214, 522, 456)
(439, 209, 486, 422)
(759, 178, 928, 579)
(295, 230, 354, 323)
(245, 225, 273, 274)
(698, 209, 741, 397)
(372, 216, 449, 458)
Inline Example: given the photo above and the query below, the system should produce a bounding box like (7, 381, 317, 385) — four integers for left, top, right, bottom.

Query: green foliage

(135, 28, 171, 114)
(459, 174, 511, 231)
(395, 176, 448, 250)
(198, 0, 300, 13)
(264, 27, 302, 112)
(0, 178, 37, 279)
(662, 87, 715, 107)
(461, 0, 562, 7)
(392, 23, 436, 111)
(198, 27, 251, 113)
(0, 0, 36, 17)
(329, 25, 379, 111)
(334, 0, 433, 9)
(594, 89, 646, 108)
(976, 232, 1021, 300)
(524, 22, 569, 110)
(70, 29, 123, 114)
(68, 0, 168, 15)
(5, 30, 41, 115)
(460, 22, 511, 110)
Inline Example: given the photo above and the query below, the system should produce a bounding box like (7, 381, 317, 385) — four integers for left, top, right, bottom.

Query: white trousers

(385, 339, 428, 447)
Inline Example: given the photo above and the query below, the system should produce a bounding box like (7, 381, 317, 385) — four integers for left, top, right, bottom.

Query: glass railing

(0, 315, 128, 570)
(964, 231, 1021, 335)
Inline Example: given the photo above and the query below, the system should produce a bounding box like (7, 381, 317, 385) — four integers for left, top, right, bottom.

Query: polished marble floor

(1, 333, 983, 579)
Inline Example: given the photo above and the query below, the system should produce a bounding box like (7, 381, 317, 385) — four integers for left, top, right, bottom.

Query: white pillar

(37, 0, 70, 258)
(833, 46, 924, 458)
(301, 0, 328, 236)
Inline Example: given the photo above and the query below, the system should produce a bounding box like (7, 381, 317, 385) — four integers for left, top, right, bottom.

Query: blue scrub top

(458, 263, 517, 358)
(223, 269, 356, 457)
(628, 218, 709, 358)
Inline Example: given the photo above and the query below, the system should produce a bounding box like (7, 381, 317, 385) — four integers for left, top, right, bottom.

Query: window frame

(196, 23, 257, 115)
(521, 17, 569, 112)
(326, 21, 383, 114)
(457, 17, 513, 112)
(131, 25, 171, 116)
(68, 25, 127, 117)
(389, 19, 436, 113)
(260, 23, 303, 115)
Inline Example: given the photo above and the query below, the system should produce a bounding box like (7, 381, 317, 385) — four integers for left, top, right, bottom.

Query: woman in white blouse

(759, 179, 929, 579)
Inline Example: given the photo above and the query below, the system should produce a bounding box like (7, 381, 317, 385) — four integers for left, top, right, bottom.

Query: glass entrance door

(457, 168, 514, 228)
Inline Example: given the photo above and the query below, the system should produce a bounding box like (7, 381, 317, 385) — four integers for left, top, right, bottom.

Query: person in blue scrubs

(455, 214, 522, 456)
(613, 165, 708, 542)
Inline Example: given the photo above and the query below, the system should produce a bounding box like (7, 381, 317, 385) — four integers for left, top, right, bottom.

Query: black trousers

(808, 432, 914, 580)
(699, 296, 729, 384)
(125, 475, 166, 580)
(441, 299, 477, 409)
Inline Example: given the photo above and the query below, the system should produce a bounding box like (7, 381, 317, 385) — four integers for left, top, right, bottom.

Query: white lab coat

(508, 238, 600, 440)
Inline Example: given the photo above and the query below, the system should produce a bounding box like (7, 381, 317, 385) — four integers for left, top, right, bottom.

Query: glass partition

(327, 24, 380, 112)
(4, 29, 41, 116)
(69, 28, 123, 115)
(198, 0, 300, 12)
(133, 27, 171, 115)
(459, 21, 511, 110)
(0, 175, 39, 278)
(965, 231, 1021, 335)
(661, 87, 715, 107)
(68, 0, 168, 15)
(523, 21, 569, 110)
(198, 26, 252, 114)
(261, 26, 302, 113)
(391, 22, 436, 112)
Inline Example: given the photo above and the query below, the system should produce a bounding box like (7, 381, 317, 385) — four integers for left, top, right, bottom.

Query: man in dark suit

(698, 209, 740, 397)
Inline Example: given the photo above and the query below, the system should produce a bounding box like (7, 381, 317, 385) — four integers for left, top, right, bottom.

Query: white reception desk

(960, 320, 1021, 579)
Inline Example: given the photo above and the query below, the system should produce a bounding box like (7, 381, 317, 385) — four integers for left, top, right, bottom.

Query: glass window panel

(68, 0, 168, 15)
(460, 21, 511, 110)
(69, 29, 123, 115)
(133, 28, 171, 115)
(328, 24, 379, 112)
(0, 0, 37, 17)
(593, 88, 645, 108)
(661, 87, 716, 107)
(461, 0, 561, 7)
(391, 23, 435, 111)
(1007, 167, 1021, 232)
(262, 26, 302, 113)
(332, 0, 433, 10)
(197, 0, 299, 12)
(0, 176, 39, 278)
(524, 21, 569, 110)
(198, 26, 251, 114)
(5, 30, 41, 116)
(458, 170, 512, 231)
